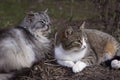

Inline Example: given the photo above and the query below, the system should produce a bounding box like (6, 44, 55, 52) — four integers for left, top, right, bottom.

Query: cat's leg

(72, 61, 87, 73)
(108, 52, 120, 69)
(57, 60, 75, 68)
(111, 48, 120, 69)
(103, 40, 120, 69)
(105, 52, 120, 69)
(111, 59, 120, 69)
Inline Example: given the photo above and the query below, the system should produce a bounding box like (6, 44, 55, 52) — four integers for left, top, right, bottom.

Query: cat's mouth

(41, 25, 50, 32)
(71, 40, 87, 52)
(68, 41, 82, 47)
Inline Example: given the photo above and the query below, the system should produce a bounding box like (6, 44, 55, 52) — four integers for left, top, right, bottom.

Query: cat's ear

(65, 26, 73, 37)
(80, 21, 86, 30)
(82, 32, 87, 41)
(55, 32, 58, 45)
(44, 9, 48, 13)
(26, 11, 34, 23)
(80, 22, 87, 40)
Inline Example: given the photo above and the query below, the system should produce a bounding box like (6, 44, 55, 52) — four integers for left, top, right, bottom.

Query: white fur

(55, 37, 87, 61)
(111, 59, 120, 69)
(72, 61, 87, 73)
(1, 31, 36, 70)
(57, 60, 75, 68)
(55, 37, 88, 73)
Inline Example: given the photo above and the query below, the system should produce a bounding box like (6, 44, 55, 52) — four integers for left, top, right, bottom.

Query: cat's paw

(111, 59, 120, 69)
(72, 61, 87, 73)
(57, 60, 75, 68)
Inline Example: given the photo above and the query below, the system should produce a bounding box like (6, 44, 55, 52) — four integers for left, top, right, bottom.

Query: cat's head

(56, 22, 86, 51)
(19, 10, 51, 37)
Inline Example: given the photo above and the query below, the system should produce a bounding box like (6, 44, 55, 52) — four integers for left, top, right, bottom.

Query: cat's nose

(44, 24, 49, 31)
(46, 25, 50, 31)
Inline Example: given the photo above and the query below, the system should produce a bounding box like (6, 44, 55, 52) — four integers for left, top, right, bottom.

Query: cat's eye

(40, 21, 45, 24)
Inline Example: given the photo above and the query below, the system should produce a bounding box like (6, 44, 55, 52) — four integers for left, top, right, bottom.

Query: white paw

(57, 60, 75, 68)
(72, 61, 87, 73)
(111, 59, 120, 69)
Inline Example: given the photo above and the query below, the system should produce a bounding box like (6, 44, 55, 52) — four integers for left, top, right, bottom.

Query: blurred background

(0, 0, 98, 27)
(0, 0, 119, 36)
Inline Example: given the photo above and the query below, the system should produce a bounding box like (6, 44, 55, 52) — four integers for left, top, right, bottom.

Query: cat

(0, 10, 51, 80)
(54, 22, 120, 73)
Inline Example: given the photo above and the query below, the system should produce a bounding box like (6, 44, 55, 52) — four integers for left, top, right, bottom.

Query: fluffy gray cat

(55, 22, 120, 73)
(0, 10, 51, 80)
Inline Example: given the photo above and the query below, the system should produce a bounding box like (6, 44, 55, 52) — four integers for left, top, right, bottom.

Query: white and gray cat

(55, 22, 120, 73)
(0, 10, 51, 80)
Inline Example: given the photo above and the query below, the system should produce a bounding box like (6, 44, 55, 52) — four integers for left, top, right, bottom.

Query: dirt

(14, 20, 120, 80)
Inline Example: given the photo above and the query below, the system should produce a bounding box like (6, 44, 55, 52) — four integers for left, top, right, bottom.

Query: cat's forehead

(33, 12, 50, 21)
(63, 26, 82, 38)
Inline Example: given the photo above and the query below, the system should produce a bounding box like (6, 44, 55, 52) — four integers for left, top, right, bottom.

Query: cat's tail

(0, 73, 13, 80)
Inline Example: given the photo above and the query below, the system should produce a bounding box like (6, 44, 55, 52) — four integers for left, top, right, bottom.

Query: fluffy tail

(0, 73, 13, 80)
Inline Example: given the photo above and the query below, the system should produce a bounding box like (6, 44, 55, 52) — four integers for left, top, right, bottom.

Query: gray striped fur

(0, 10, 51, 80)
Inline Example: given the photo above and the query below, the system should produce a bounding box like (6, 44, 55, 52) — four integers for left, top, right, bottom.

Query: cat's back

(0, 27, 32, 51)
(0, 27, 24, 38)
(84, 29, 118, 42)
(84, 29, 111, 38)
(83, 29, 119, 58)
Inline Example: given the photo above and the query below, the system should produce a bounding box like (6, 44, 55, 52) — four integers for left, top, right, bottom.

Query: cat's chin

(71, 46, 86, 52)
(73, 49, 79, 52)
(68, 48, 81, 52)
